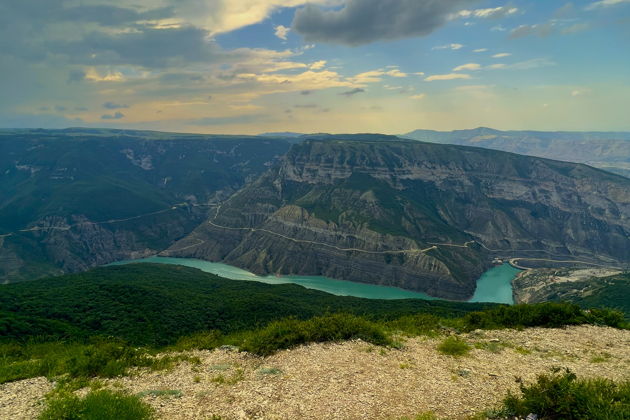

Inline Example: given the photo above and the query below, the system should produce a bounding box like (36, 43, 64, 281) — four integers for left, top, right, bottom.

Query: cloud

(492, 53, 512, 58)
(409, 94, 426, 100)
(473, 48, 488, 53)
(489, 58, 556, 70)
(510, 23, 554, 39)
(103, 102, 129, 109)
(453, 63, 481, 71)
(275, 25, 290, 40)
(310, 60, 327, 70)
(425, 73, 471, 81)
(101, 111, 125, 120)
(455, 7, 519, 19)
(385, 68, 407, 77)
(433, 43, 464, 50)
(561, 23, 590, 34)
(292, 0, 476, 46)
(339, 88, 366, 96)
(586, 0, 630, 10)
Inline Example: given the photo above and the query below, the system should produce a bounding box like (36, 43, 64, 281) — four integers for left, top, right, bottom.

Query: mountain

(402, 128, 630, 178)
(168, 136, 630, 300)
(0, 129, 292, 282)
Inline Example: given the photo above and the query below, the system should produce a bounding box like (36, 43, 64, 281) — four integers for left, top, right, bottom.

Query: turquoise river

(115, 257, 521, 304)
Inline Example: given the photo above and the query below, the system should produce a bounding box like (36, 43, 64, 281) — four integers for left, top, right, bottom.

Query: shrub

(463, 303, 627, 331)
(0, 339, 192, 384)
(437, 336, 470, 357)
(499, 368, 630, 420)
(240, 313, 392, 356)
(39, 389, 155, 420)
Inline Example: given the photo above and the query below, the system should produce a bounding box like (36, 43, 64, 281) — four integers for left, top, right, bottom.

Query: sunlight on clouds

(453, 63, 481, 72)
(84, 68, 126, 82)
(425, 73, 471, 81)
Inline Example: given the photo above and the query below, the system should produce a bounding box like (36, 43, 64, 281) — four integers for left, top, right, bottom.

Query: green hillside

(0, 263, 495, 346)
(0, 129, 292, 282)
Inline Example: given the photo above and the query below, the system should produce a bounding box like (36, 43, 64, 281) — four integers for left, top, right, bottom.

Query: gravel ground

(3, 325, 629, 420)
(0, 377, 52, 420)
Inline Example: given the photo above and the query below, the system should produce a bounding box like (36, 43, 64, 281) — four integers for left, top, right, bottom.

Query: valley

(169, 135, 630, 299)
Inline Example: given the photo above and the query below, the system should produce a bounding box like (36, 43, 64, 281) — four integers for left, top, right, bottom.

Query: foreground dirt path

(3, 326, 629, 420)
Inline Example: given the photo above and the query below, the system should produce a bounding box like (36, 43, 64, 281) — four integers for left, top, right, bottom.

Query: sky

(1, 0, 629, 135)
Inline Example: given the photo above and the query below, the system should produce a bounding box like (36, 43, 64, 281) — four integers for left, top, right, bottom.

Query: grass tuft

(39, 389, 154, 420)
(437, 336, 471, 357)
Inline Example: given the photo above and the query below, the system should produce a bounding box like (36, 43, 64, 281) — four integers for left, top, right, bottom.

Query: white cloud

(488, 58, 556, 71)
(385, 68, 408, 77)
(425, 73, 471, 81)
(350, 68, 408, 85)
(455, 7, 519, 19)
(274, 25, 290, 40)
(473, 48, 488, 53)
(310, 60, 327, 70)
(492, 53, 512, 58)
(453, 63, 481, 72)
(586, 0, 630, 10)
(433, 43, 464, 50)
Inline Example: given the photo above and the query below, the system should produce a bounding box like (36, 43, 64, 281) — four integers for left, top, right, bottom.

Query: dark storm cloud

(292, 0, 477, 46)
(49, 26, 221, 68)
(0, 2, 215, 69)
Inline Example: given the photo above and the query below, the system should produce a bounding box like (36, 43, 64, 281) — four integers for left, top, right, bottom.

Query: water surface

(113, 256, 520, 303)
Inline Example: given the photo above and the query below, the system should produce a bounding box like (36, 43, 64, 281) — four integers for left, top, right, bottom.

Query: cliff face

(170, 137, 630, 299)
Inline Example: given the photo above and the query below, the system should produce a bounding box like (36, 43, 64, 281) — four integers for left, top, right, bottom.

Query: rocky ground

(2, 325, 629, 420)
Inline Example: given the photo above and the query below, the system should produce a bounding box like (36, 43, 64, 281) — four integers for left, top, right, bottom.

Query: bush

(0, 339, 192, 384)
(437, 336, 470, 357)
(39, 389, 155, 420)
(499, 368, 630, 420)
(240, 313, 393, 356)
(463, 302, 627, 331)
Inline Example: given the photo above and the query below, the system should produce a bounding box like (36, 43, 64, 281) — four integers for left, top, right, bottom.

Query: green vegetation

(554, 274, 630, 320)
(462, 302, 627, 330)
(0, 264, 495, 346)
(0, 339, 197, 384)
(39, 389, 155, 420)
(0, 264, 626, 387)
(496, 368, 630, 420)
(0, 129, 293, 282)
(239, 313, 393, 356)
(437, 336, 471, 357)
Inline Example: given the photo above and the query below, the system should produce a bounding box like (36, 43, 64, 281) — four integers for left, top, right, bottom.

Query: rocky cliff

(170, 136, 630, 299)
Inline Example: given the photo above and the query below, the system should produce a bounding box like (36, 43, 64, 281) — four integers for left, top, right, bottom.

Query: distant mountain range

(402, 128, 630, 178)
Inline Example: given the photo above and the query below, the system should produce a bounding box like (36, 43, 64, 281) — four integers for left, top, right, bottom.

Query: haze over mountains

(402, 128, 630, 178)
